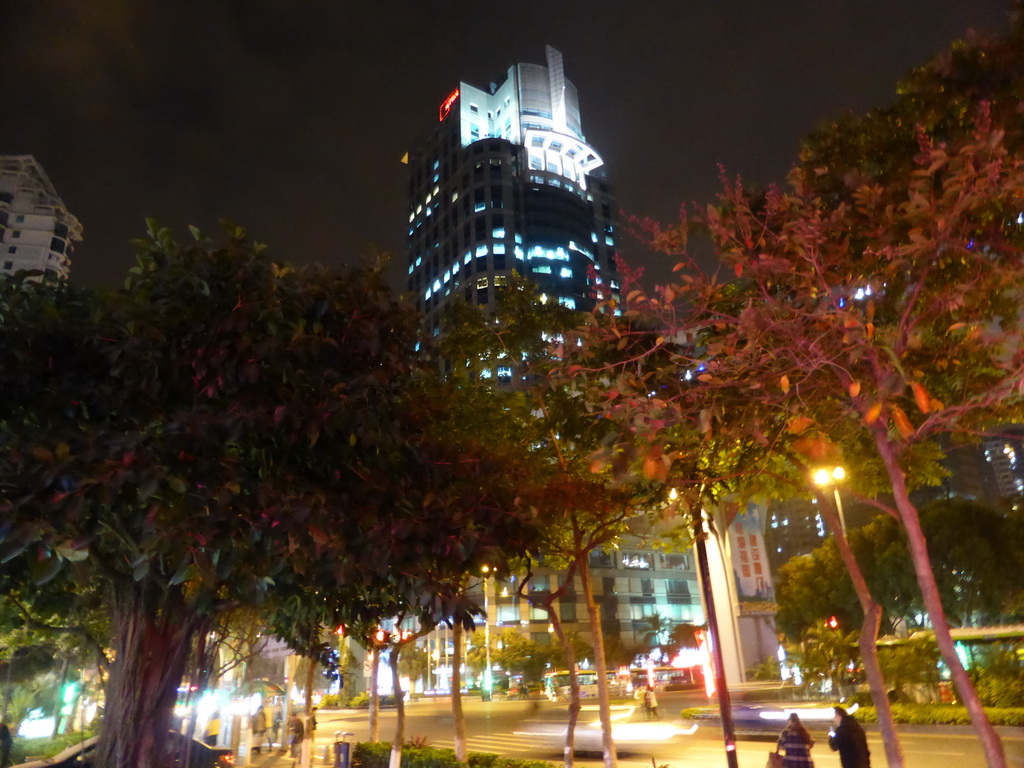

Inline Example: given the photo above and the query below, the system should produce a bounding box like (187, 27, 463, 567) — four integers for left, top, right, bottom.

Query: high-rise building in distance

(397, 49, 707, 674)
(0, 155, 82, 281)
(405, 46, 621, 340)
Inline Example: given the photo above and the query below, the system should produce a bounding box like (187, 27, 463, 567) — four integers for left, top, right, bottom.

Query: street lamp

(482, 565, 492, 701)
(812, 465, 847, 534)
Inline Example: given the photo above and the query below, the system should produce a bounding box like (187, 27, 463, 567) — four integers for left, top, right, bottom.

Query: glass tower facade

(405, 46, 621, 337)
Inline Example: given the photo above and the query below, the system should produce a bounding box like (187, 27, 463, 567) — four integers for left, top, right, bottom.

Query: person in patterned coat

(776, 712, 816, 767)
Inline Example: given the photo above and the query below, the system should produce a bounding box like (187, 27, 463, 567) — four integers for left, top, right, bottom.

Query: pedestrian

(308, 706, 317, 737)
(828, 706, 871, 768)
(251, 705, 268, 754)
(645, 685, 660, 720)
(272, 710, 282, 748)
(288, 712, 305, 758)
(776, 712, 815, 767)
(204, 712, 221, 747)
(634, 685, 649, 719)
(0, 721, 13, 768)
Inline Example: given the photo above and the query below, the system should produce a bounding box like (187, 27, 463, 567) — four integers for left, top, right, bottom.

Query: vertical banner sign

(727, 501, 775, 601)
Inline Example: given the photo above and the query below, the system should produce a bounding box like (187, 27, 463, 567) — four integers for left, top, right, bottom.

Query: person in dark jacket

(0, 721, 13, 768)
(828, 706, 871, 768)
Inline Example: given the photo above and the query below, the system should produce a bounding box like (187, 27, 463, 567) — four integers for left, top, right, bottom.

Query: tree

(0, 224, 539, 768)
(626, 111, 1024, 767)
(441, 275, 672, 768)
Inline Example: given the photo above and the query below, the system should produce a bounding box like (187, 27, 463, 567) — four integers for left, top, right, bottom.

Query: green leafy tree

(441, 275, 671, 768)
(0, 224, 539, 768)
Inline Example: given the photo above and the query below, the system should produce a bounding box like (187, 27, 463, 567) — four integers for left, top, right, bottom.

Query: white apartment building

(1, 155, 82, 280)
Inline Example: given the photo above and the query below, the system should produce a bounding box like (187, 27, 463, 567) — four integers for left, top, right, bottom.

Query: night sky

(1, 1, 1013, 291)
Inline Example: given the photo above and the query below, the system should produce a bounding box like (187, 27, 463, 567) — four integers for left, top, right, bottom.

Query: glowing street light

(482, 565, 493, 701)
(812, 465, 847, 533)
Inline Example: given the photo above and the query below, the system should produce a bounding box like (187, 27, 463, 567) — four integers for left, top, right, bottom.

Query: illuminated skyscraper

(0, 155, 82, 280)
(405, 46, 621, 339)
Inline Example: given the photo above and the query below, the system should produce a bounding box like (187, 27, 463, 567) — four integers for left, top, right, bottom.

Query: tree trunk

(93, 582, 205, 768)
(451, 622, 467, 761)
(389, 644, 405, 768)
(301, 647, 317, 768)
(875, 433, 1007, 768)
(818, 492, 905, 768)
(369, 648, 380, 742)
(578, 556, 617, 768)
(546, 610, 577, 768)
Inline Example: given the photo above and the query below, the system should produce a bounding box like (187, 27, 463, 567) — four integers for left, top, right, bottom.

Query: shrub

(973, 650, 1024, 708)
(10, 732, 95, 764)
(352, 742, 468, 768)
(468, 753, 499, 768)
(319, 693, 346, 708)
(853, 704, 1024, 727)
(350, 744, 559, 768)
(348, 692, 371, 708)
(492, 760, 558, 768)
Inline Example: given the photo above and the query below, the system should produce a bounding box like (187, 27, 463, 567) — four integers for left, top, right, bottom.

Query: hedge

(680, 704, 1024, 727)
(353, 743, 558, 768)
(854, 704, 1024, 727)
(9, 732, 96, 764)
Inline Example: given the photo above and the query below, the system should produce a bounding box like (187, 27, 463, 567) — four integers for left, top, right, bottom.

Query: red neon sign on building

(439, 88, 460, 122)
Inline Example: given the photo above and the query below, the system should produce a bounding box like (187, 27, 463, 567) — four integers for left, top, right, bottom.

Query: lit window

(451, 191, 459, 202)
(497, 366, 512, 382)
(425, 288, 432, 300)
(470, 103, 479, 113)
(493, 243, 506, 254)
(475, 203, 486, 212)
(408, 264, 414, 275)
(477, 277, 489, 289)
(533, 265, 552, 275)
(559, 268, 572, 279)
(464, 252, 472, 265)
(514, 234, 523, 244)
(433, 279, 441, 292)
(492, 227, 505, 239)
(444, 270, 451, 283)
(494, 275, 508, 287)
(514, 246, 524, 260)
(605, 235, 614, 246)
(415, 256, 422, 267)
(476, 245, 488, 257)
(558, 297, 576, 310)
(480, 368, 492, 379)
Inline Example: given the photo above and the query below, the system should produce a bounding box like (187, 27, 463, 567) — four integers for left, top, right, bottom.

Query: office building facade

(405, 46, 621, 341)
(401, 51, 705, 679)
(0, 155, 81, 280)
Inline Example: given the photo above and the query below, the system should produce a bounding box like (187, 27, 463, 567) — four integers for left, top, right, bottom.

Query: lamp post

(482, 565, 492, 701)
(671, 488, 739, 768)
(812, 466, 847, 534)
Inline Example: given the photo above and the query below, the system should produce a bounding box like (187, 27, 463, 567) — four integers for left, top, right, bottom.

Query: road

(310, 697, 1024, 768)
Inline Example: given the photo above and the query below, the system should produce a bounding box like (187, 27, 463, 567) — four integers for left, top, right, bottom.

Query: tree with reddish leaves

(588, 108, 1024, 768)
